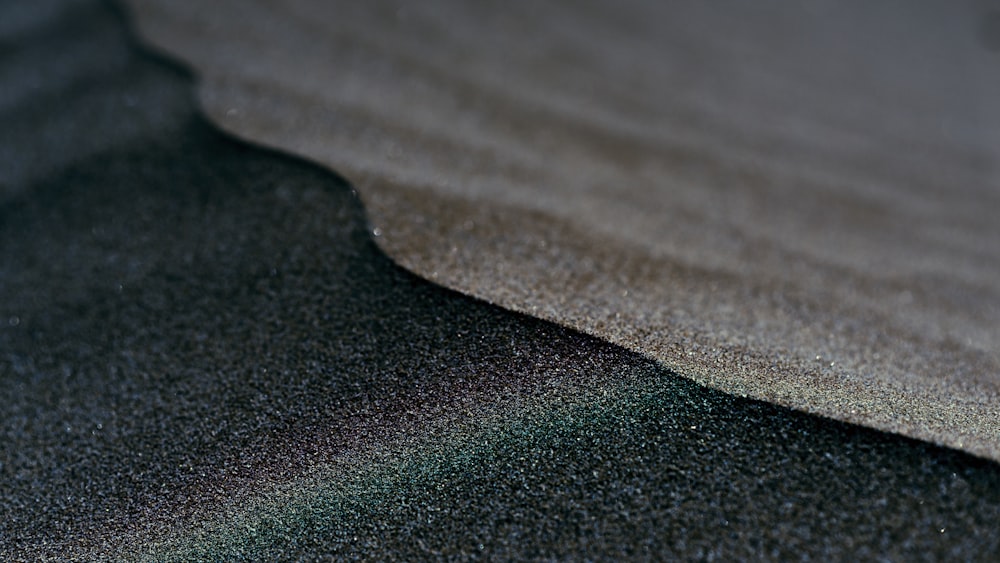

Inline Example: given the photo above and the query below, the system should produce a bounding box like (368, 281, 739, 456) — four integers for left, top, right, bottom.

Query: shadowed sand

(3, 1, 1000, 560)
(118, 0, 1000, 460)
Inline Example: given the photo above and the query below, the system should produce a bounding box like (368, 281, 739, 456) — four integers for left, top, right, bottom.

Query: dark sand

(121, 0, 1000, 459)
(2, 1, 1000, 560)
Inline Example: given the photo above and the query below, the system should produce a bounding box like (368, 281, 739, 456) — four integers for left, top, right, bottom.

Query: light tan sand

(122, 0, 1000, 459)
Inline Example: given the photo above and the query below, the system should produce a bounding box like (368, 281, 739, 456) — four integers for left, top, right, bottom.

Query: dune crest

(122, 0, 1000, 459)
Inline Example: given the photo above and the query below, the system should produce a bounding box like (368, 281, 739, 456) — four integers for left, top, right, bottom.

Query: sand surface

(120, 0, 1000, 460)
(4, 1, 1000, 559)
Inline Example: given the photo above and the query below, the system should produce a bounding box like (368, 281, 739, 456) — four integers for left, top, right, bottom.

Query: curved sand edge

(120, 0, 1000, 460)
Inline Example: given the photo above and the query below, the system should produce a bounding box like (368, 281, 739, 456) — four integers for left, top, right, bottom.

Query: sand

(119, 0, 1000, 460)
(3, 1, 1000, 559)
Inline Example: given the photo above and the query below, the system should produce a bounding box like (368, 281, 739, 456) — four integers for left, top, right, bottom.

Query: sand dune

(4, 1, 1000, 559)
(120, 0, 1000, 459)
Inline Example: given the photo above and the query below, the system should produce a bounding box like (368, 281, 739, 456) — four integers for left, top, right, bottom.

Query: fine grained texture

(118, 0, 1000, 460)
(4, 1, 1000, 560)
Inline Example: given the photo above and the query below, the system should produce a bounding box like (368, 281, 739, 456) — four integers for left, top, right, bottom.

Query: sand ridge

(119, 0, 1000, 459)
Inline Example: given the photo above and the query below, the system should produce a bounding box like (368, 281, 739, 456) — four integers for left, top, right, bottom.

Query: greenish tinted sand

(126, 370, 659, 560)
